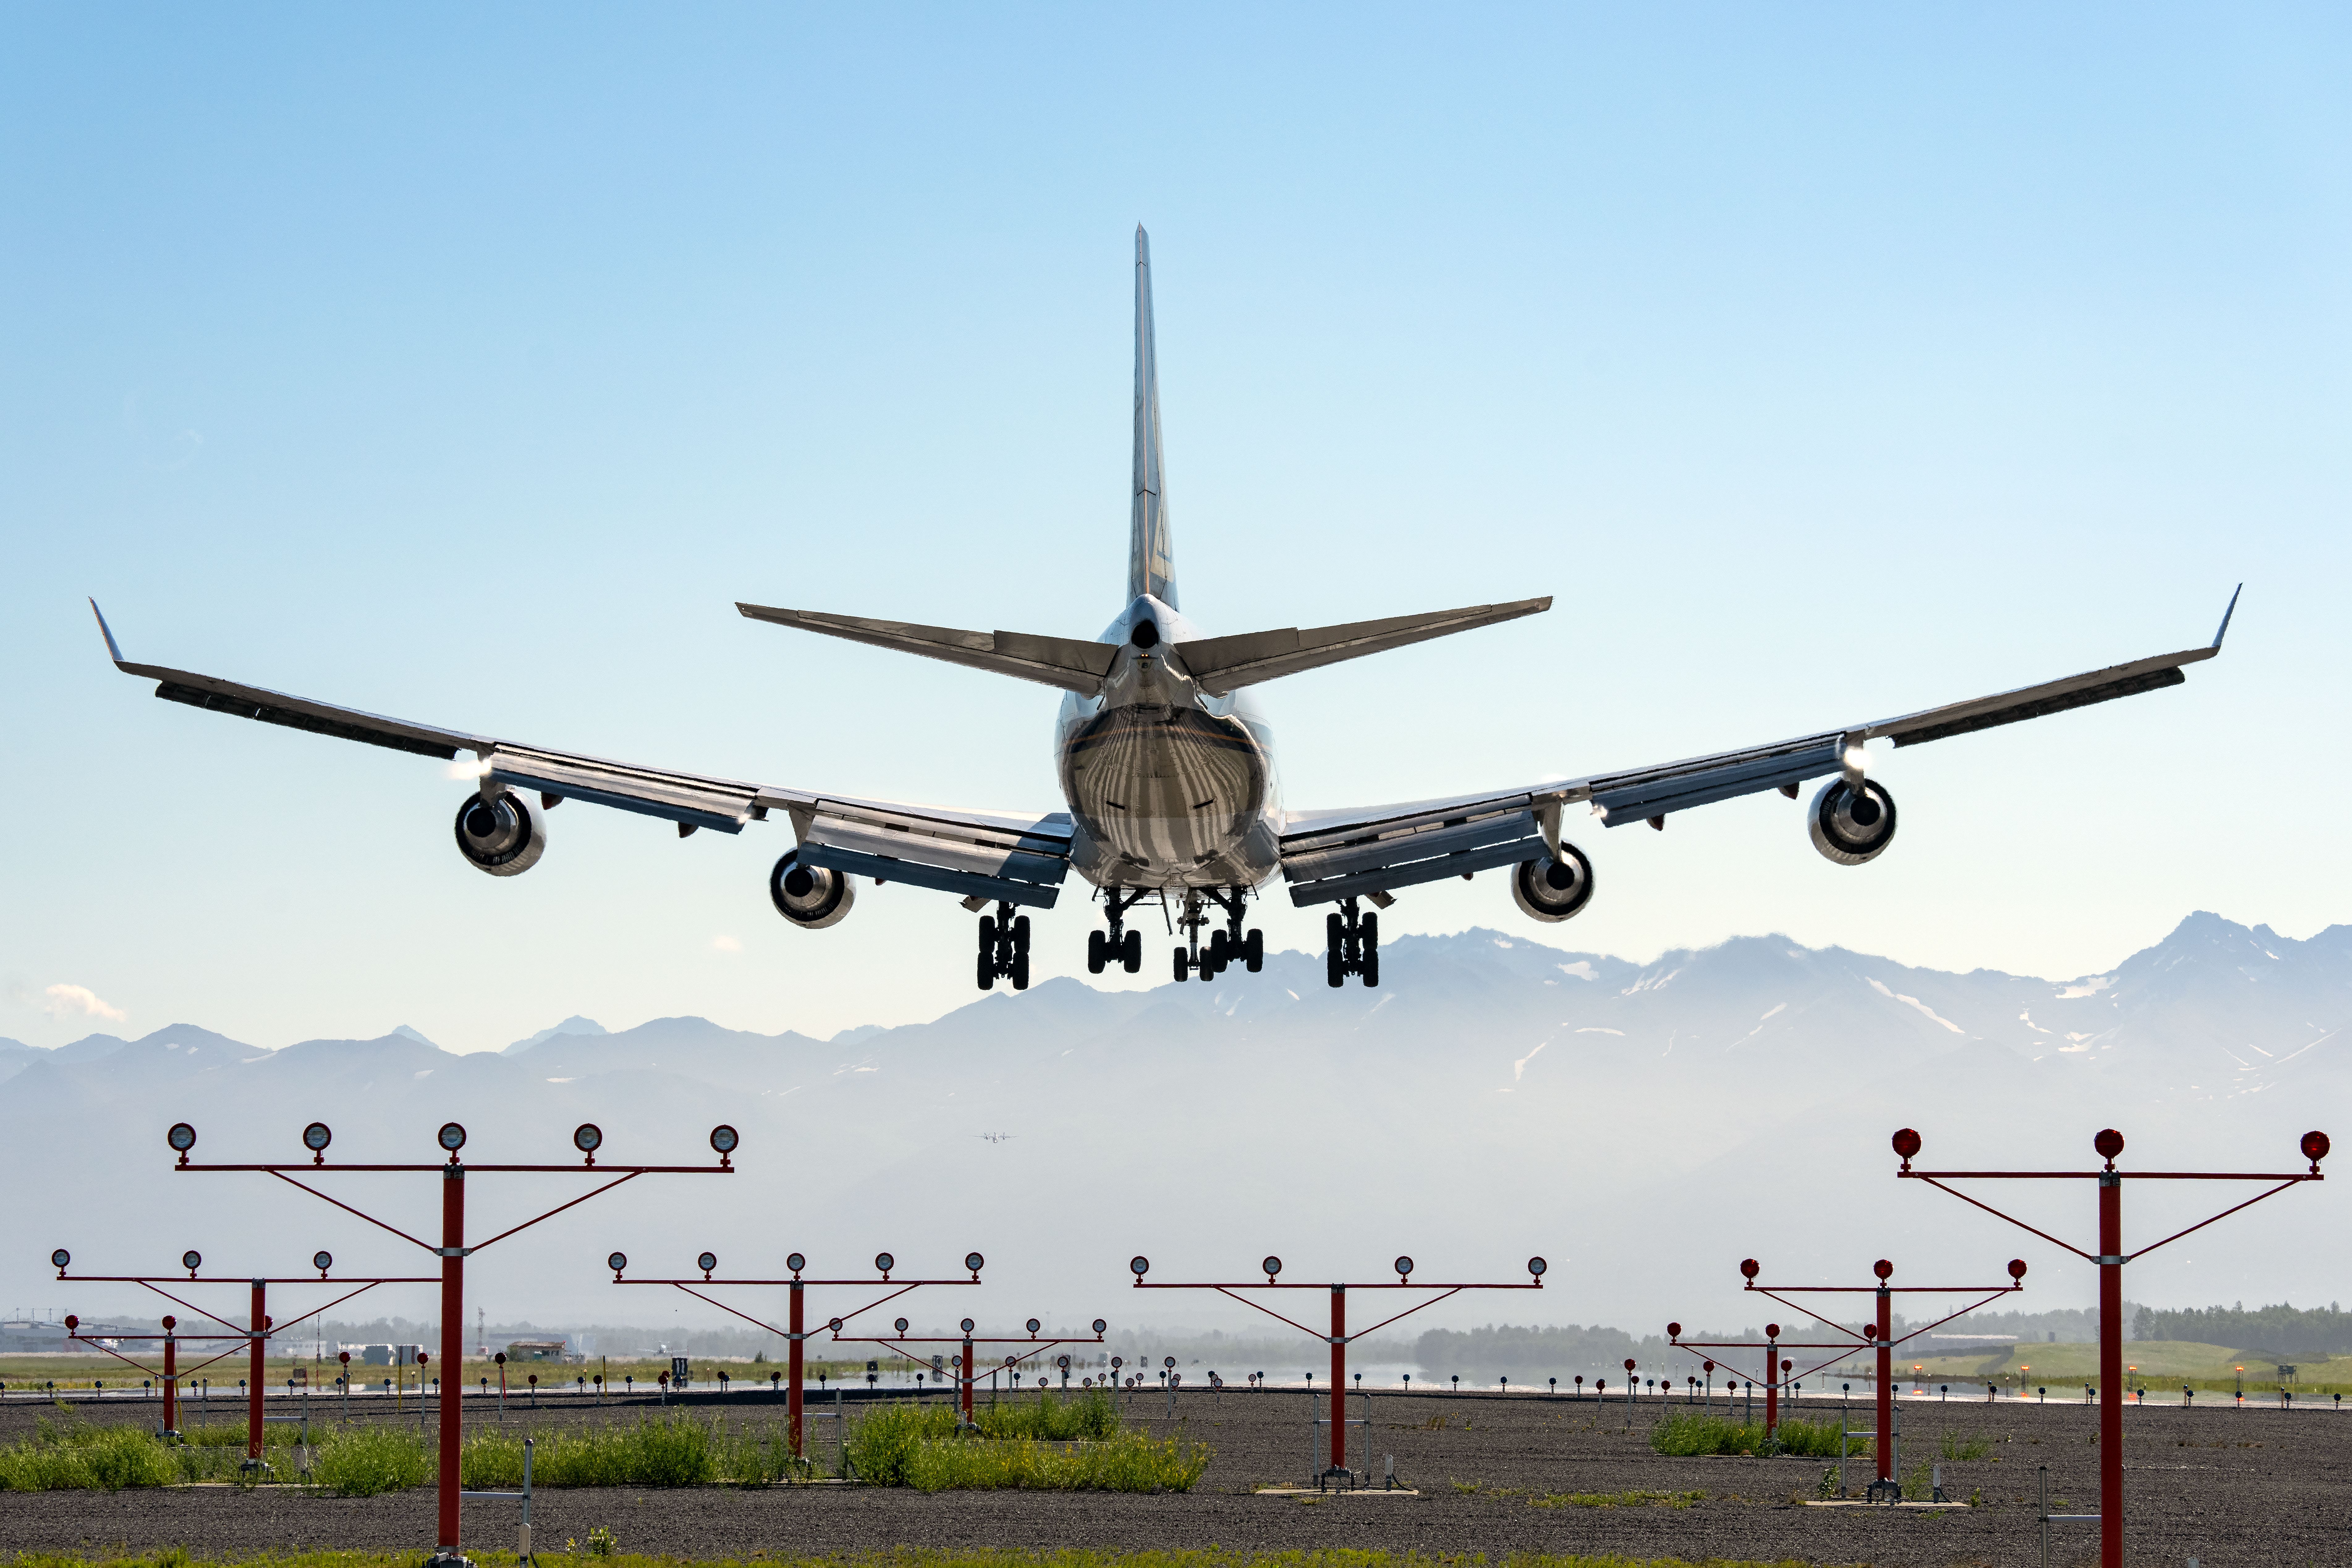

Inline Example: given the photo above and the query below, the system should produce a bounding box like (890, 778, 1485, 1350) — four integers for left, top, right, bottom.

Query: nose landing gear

(977, 901, 1031, 991)
(1172, 889, 1262, 982)
(1087, 891, 1146, 975)
(1324, 896, 1378, 988)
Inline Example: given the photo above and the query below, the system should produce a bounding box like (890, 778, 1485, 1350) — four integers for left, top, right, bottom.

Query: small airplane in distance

(91, 229, 2239, 993)
(975, 1134, 1017, 1145)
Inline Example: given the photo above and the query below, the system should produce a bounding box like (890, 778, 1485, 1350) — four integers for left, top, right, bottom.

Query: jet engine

(1808, 778, 1897, 864)
(1511, 842, 1596, 923)
(769, 849, 855, 930)
(454, 790, 548, 876)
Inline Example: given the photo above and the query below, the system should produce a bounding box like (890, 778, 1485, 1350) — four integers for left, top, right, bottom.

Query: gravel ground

(1, 1387, 2343, 1566)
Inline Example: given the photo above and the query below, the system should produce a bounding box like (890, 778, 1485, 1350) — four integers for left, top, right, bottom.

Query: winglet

(87, 598, 127, 667)
(2211, 583, 2242, 650)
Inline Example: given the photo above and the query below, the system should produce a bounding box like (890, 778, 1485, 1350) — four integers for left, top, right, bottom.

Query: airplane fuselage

(1056, 595, 1284, 891)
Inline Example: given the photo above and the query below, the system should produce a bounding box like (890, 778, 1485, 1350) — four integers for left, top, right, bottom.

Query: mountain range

(4, 911, 2341, 1345)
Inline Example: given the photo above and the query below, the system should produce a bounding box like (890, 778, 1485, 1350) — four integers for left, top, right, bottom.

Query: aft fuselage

(1056, 595, 1283, 890)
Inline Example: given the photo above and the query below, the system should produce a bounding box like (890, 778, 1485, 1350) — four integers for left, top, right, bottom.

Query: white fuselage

(1055, 595, 1283, 891)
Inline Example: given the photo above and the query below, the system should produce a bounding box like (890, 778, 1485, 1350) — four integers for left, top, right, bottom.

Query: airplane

(89, 228, 2239, 992)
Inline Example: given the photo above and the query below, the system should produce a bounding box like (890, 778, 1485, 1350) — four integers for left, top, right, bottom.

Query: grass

(1648, 1413, 1858, 1460)
(1529, 1490, 1705, 1509)
(843, 1393, 1205, 1492)
(0, 1412, 297, 1491)
(310, 1427, 429, 1498)
(0, 1551, 1849, 1568)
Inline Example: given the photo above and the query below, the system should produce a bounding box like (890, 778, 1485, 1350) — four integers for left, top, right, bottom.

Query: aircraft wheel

(1244, 929, 1264, 972)
(1011, 952, 1030, 990)
(978, 915, 996, 954)
(1173, 948, 1191, 982)
(1087, 931, 1106, 974)
(1122, 930, 1142, 972)
(1361, 914, 1379, 987)
(1013, 915, 1031, 953)
(977, 950, 994, 990)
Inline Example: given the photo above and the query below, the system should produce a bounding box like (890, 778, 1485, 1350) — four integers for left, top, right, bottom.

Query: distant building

(505, 1339, 569, 1361)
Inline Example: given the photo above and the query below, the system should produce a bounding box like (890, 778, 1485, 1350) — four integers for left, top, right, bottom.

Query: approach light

(1164, 1357, 1176, 1369)
(574, 1124, 603, 1154)
(828, 1318, 843, 1332)
(1091, 1318, 1107, 1335)
(313, 1252, 333, 1274)
(2094, 1128, 2125, 1162)
(303, 1122, 333, 1154)
(874, 1252, 895, 1275)
(1740, 1258, 1760, 1280)
(182, 1250, 202, 1273)
(960, 1318, 975, 1334)
(1527, 1256, 1547, 1278)
(965, 1252, 985, 1274)
(49, 1249, 68, 1270)
(1057, 1355, 1070, 1369)
(1112, 1356, 1124, 1369)
(2009, 1259, 2028, 1281)
(162, 1316, 175, 1331)
(1262, 1256, 1281, 1279)
(786, 1252, 806, 1273)
(1027, 1318, 1041, 1335)
(167, 1123, 197, 1153)
(438, 1122, 467, 1153)
(607, 1252, 628, 1275)
(1891, 1127, 1922, 1162)
(65, 1315, 78, 1331)
(2303, 1130, 2330, 1165)
(1129, 1256, 1149, 1277)
(894, 1318, 909, 1334)
(709, 1125, 739, 1155)
(1766, 1324, 1780, 1338)
(1395, 1256, 1414, 1278)
(1874, 1259, 1893, 1281)
(1667, 1322, 1681, 1339)
(697, 1252, 718, 1275)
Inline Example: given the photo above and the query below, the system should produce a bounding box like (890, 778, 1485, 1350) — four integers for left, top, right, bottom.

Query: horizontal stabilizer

(738, 604, 1118, 695)
(1175, 597, 1550, 696)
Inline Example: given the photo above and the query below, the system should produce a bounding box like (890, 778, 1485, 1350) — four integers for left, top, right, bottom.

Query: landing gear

(977, 901, 1031, 991)
(1324, 897, 1378, 988)
(1087, 891, 1147, 975)
(1172, 888, 1261, 982)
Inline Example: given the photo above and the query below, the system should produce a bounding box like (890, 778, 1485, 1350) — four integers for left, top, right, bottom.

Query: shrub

(1650, 1411, 1863, 1459)
(901, 1430, 1210, 1493)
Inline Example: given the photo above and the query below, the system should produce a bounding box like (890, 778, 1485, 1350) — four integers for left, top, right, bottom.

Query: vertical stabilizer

(1129, 226, 1178, 608)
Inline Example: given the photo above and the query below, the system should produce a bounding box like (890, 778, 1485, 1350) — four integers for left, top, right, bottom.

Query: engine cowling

(454, 790, 547, 876)
(1808, 778, 1897, 864)
(1511, 842, 1596, 923)
(769, 849, 855, 930)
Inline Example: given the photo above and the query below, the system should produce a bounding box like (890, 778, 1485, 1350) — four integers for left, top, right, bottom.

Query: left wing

(89, 601, 1074, 908)
(1278, 589, 2240, 907)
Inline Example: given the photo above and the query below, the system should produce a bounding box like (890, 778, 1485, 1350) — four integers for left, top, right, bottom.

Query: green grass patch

(1529, 1489, 1705, 1509)
(1649, 1413, 1859, 1460)
(310, 1426, 430, 1497)
(843, 1393, 1200, 1492)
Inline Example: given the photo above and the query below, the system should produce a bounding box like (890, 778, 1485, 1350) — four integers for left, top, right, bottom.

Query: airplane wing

(1278, 590, 2240, 908)
(89, 601, 1074, 907)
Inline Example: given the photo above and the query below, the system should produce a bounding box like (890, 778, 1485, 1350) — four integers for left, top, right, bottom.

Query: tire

(1087, 931, 1106, 975)
(1122, 929, 1142, 972)
(1326, 944, 1344, 988)
(1011, 952, 1030, 990)
(1361, 914, 1379, 987)
(1244, 929, 1264, 972)
(976, 951, 994, 990)
(1013, 915, 1031, 954)
(1362, 946, 1380, 987)
(1173, 948, 1190, 981)
(978, 915, 996, 955)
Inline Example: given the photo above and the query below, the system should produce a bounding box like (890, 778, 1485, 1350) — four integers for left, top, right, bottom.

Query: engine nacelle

(1808, 778, 1897, 864)
(769, 849, 855, 930)
(454, 790, 547, 877)
(1511, 842, 1596, 923)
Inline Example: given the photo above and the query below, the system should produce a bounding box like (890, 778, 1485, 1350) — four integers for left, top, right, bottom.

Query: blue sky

(5, 4, 2347, 1051)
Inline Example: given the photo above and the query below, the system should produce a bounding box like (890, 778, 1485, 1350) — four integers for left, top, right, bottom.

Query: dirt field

(1, 1385, 2342, 1566)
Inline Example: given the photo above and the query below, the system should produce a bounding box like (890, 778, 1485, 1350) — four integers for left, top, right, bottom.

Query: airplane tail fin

(1130, 226, 1178, 609)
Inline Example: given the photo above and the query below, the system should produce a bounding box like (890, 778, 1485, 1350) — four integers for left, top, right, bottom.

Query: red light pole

(1127, 1252, 1547, 1488)
(609, 1249, 982, 1458)
(166, 1116, 733, 1562)
(828, 1315, 1108, 1428)
(53, 1246, 434, 1458)
(1714, 1254, 2026, 1499)
(1894, 1126, 2326, 1568)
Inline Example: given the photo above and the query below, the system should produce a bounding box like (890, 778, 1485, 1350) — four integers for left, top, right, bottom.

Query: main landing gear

(1325, 896, 1378, 988)
(977, 901, 1030, 991)
(1173, 889, 1262, 983)
(1087, 891, 1146, 975)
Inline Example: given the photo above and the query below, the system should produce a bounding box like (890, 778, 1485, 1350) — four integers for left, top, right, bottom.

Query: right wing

(1278, 590, 2240, 906)
(90, 601, 1074, 907)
